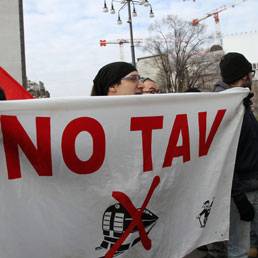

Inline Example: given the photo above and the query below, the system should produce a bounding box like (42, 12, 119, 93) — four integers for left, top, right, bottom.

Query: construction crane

(192, 0, 248, 46)
(99, 39, 143, 61)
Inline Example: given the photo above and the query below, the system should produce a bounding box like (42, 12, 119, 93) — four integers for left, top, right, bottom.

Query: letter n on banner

(1, 116, 52, 179)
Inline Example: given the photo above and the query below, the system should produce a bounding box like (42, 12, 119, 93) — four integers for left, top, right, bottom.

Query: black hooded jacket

(214, 81, 258, 195)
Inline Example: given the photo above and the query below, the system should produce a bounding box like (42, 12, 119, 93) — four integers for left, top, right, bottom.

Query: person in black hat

(215, 52, 255, 92)
(91, 62, 143, 96)
(204, 53, 258, 258)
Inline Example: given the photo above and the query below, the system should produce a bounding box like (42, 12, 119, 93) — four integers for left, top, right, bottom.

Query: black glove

(233, 194, 255, 221)
(243, 92, 254, 109)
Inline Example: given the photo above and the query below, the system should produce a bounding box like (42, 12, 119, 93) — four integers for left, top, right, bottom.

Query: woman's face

(108, 71, 143, 95)
(143, 80, 160, 94)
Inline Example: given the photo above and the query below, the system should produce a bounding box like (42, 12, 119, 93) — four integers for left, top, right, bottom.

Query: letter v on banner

(198, 109, 226, 157)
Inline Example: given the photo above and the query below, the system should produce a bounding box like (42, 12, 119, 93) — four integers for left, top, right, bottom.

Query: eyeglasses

(143, 89, 160, 94)
(140, 77, 146, 82)
(121, 74, 141, 82)
(251, 70, 256, 78)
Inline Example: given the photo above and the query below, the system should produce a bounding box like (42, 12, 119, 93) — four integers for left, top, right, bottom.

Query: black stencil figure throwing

(197, 198, 215, 228)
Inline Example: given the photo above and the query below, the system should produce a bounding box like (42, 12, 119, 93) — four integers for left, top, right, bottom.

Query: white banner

(0, 88, 248, 258)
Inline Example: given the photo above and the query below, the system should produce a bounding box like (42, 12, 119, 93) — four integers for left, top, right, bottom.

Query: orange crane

(192, 0, 248, 46)
(99, 39, 143, 61)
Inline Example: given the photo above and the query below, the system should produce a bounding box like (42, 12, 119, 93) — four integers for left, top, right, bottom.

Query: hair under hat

(220, 52, 252, 84)
(0, 90, 6, 100)
(92, 62, 137, 96)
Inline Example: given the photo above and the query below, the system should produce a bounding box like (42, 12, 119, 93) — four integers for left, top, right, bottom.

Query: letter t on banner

(131, 116, 163, 172)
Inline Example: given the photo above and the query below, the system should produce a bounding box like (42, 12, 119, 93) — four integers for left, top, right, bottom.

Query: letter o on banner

(62, 117, 106, 174)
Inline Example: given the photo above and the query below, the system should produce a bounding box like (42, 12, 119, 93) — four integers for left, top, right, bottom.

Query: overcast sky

(23, 0, 258, 97)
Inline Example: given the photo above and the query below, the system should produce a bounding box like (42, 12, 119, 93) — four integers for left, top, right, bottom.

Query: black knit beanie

(92, 62, 137, 96)
(220, 52, 252, 84)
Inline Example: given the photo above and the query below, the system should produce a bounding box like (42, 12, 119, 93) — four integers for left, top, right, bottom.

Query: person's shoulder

(214, 85, 225, 92)
(213, 81, 229, 92)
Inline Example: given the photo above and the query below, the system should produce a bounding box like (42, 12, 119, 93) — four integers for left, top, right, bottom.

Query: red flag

(0, 67, 33, 100)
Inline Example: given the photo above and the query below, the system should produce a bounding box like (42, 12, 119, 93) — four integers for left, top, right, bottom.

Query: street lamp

(103, 0, 109, 13)
(102, 0, 155, 66)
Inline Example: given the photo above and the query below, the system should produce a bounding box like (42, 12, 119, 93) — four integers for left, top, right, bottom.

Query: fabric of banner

(0, 88, 248, 258)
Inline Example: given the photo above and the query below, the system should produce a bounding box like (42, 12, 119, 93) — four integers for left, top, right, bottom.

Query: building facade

(137, 47, 224, 92)
(0, 0, 26, 87)
(27, 80, 50, 98)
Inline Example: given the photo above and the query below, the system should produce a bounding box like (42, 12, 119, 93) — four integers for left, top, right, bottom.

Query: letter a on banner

(163, 114, 190, 168)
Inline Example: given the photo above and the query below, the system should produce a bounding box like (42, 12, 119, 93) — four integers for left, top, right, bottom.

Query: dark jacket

(214, 81, 258, 195)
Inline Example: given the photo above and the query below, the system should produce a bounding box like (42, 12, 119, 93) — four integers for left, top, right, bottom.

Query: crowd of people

(91, 53, 258, 258)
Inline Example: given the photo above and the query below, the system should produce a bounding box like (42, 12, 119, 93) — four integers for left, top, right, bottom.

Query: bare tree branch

(144, 15, 215, 92)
